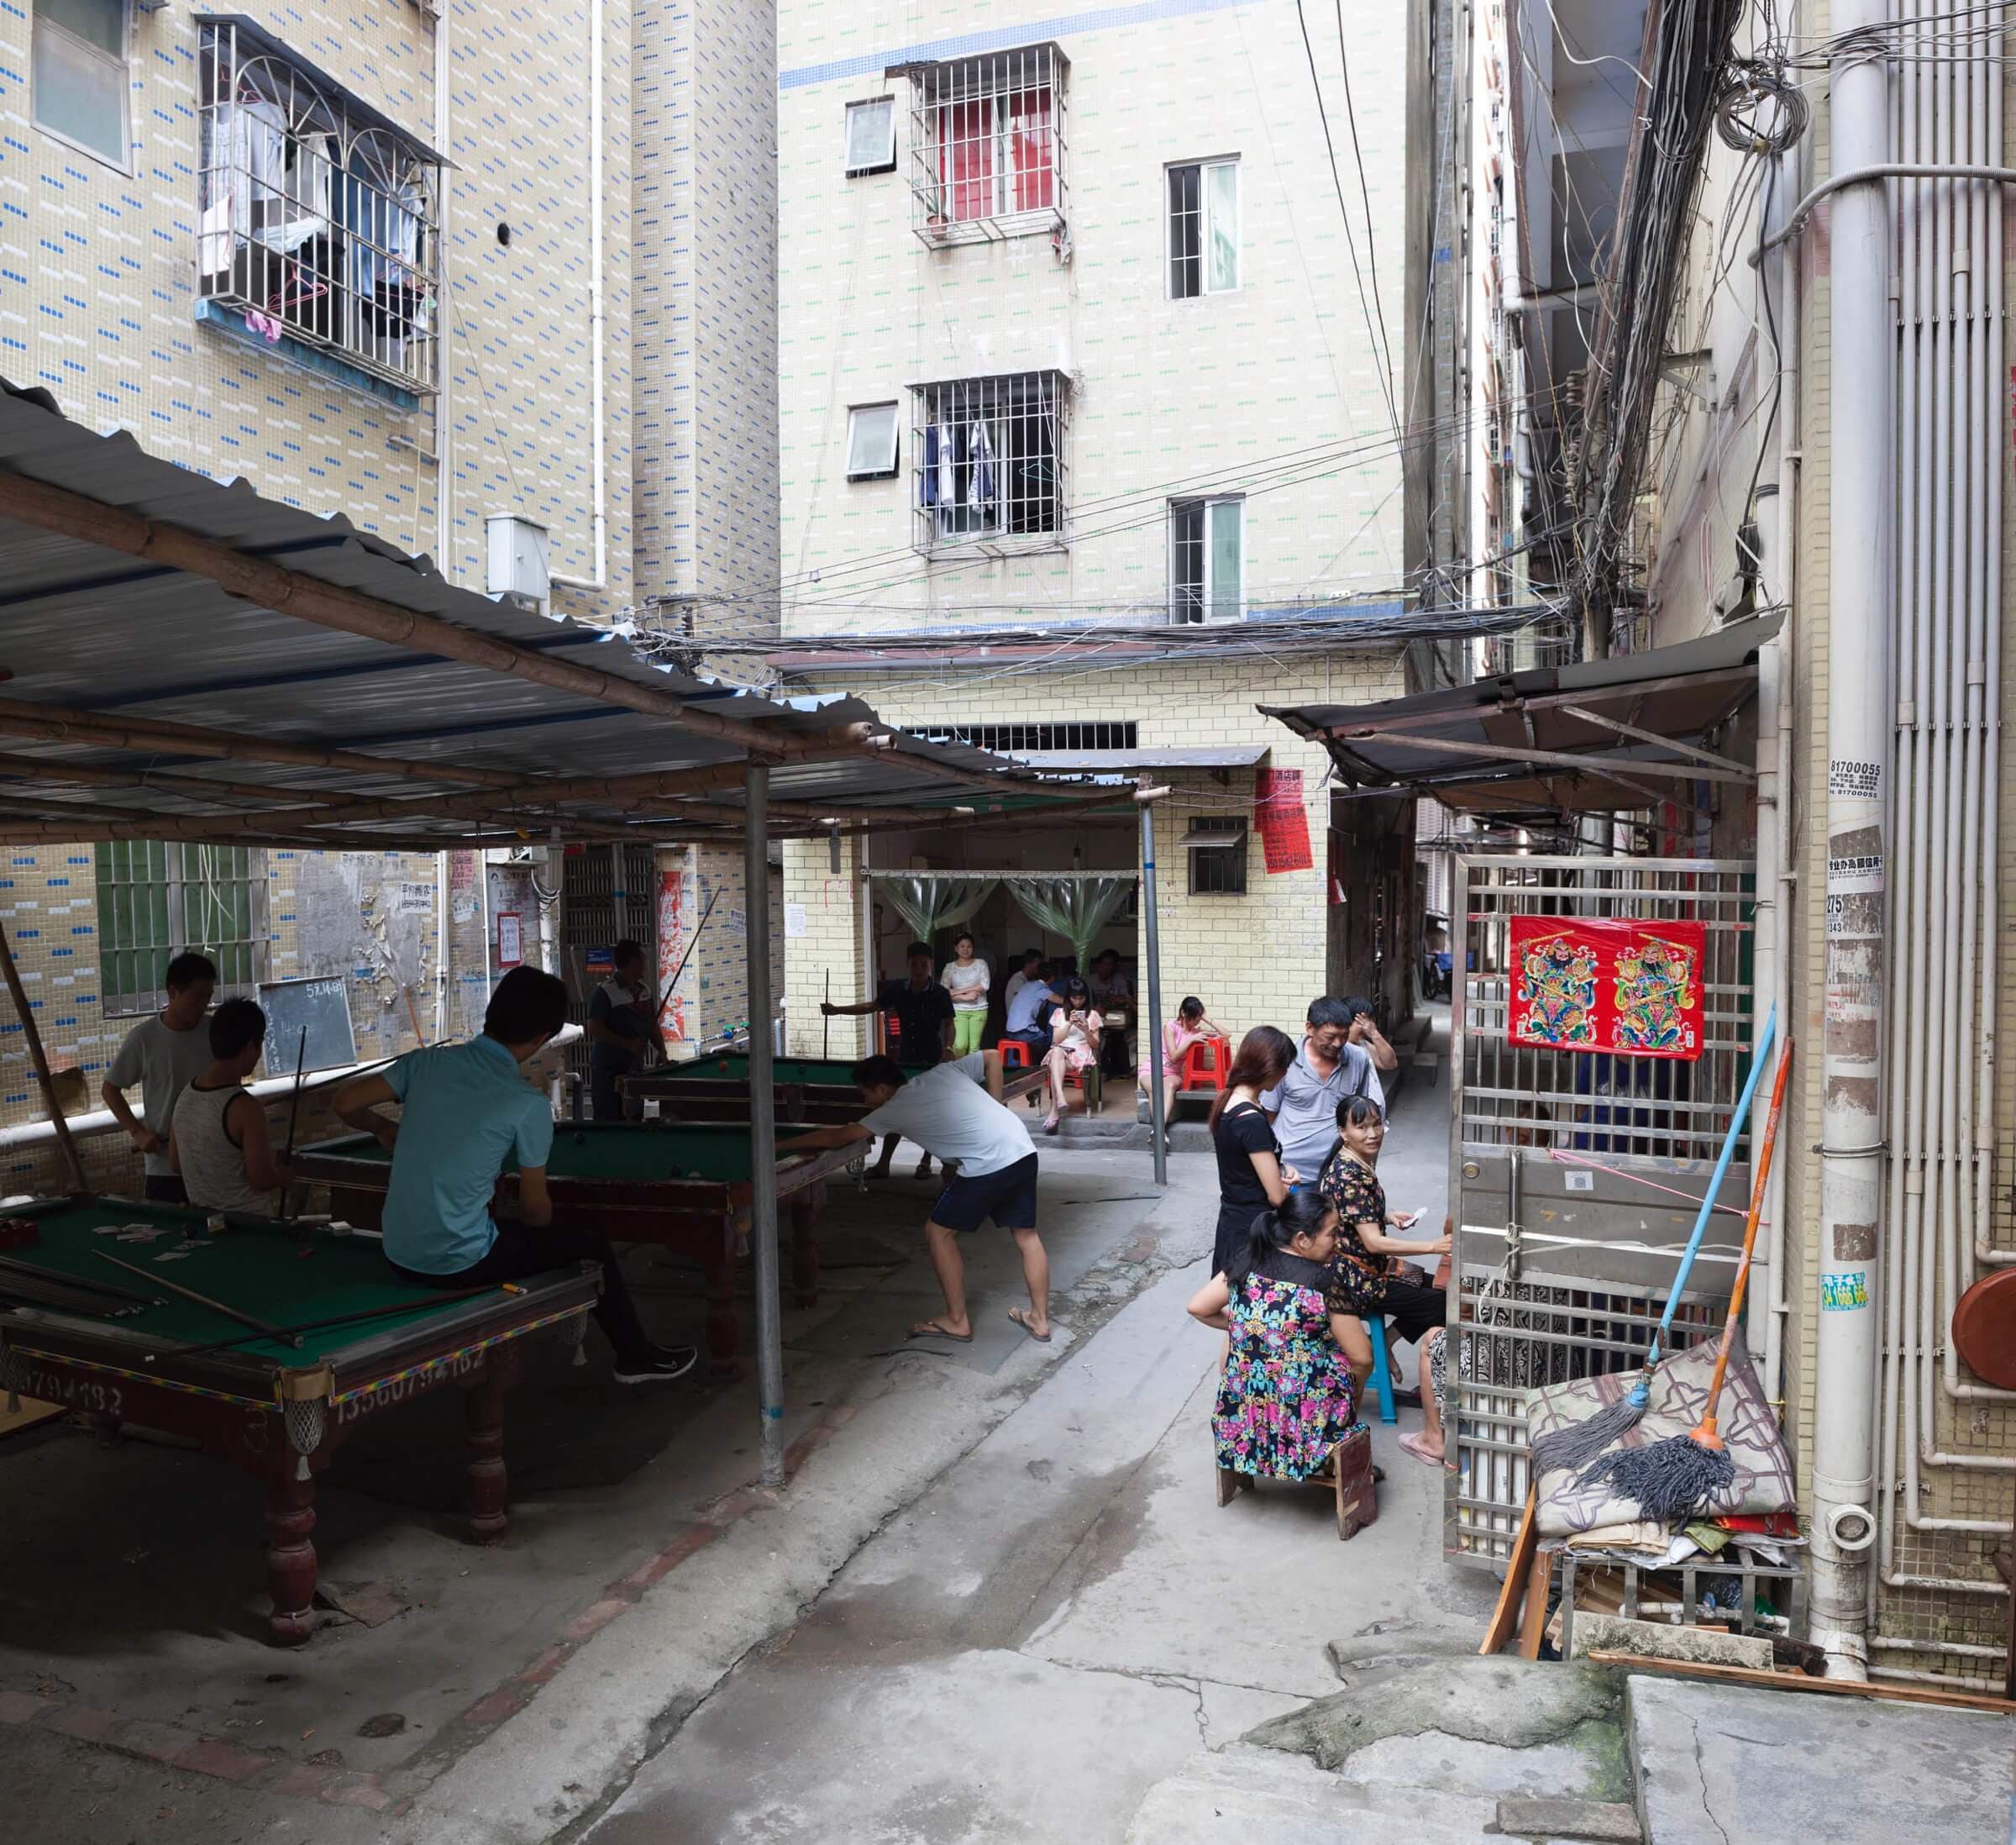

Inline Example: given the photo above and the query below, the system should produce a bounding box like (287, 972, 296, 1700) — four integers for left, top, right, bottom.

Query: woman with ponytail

(1207, 1024, 1299, 1278)
(1187, 1190, 1373, 1482)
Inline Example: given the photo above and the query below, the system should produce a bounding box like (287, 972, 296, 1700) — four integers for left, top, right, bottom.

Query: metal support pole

(1138, 793, 1168, 1187)
(744, 762, 785, 1488)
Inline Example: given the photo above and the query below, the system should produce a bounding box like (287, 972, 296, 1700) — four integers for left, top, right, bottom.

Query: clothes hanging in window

(968, 420, 996, 507)
(936, 423, 958, 509)
(921, 425, 939, 506)
(198, 97, 286, 274)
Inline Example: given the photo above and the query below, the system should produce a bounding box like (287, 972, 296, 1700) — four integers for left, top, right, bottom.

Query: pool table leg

(263, 1448, 319, 1647)
(464, 1342, 521, 1545)
(789, 1183, 823, 1308)
(706, 1243, 739, 1379)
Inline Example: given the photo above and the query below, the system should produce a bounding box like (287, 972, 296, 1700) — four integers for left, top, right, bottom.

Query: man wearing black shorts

(780, 1051, 1052, 1343)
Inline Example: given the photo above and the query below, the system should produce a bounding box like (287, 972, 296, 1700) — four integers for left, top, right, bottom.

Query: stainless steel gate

(1446, 854, 1757, 1569)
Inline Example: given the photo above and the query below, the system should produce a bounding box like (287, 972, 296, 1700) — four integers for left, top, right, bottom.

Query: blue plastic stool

(1366, 1315, 1398, 1425)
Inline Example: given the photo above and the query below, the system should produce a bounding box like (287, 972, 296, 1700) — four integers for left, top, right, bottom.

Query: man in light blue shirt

(1003, 964, 1056, 1063)
(334, 967, 693, 1384)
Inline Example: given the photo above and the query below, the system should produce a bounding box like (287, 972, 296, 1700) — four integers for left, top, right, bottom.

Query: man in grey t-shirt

(101, 950, 217, 1202)
(1261, 995, 1399, 1180)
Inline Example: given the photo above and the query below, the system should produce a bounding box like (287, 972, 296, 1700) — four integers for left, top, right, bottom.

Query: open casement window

(846, 402, 900, 480)
(1170, 497, 1244, 623)
(94, 842, 270, 1017)
(1168, 158, 1240, 297)
(32, 0, 130, 170)
(902, 43, 1068, 247)
(197, 16, 442, 396)
(911, 372, 1069, 554)
(844, 97, 896, 176)
(1182, 819, 1249, 896)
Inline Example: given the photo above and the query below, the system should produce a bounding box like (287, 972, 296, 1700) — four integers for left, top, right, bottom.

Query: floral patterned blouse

(1318, 1149, 1389, 1317)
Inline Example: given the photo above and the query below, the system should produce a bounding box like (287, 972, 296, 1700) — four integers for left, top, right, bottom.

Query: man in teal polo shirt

(333, 966, 694, 1383)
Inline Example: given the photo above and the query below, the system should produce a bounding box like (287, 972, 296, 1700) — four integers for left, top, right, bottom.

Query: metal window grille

(911, 372, 1069, 555)
(1186, 819, 1248, 896)
(197, 19, 440, 396)
(94, 842, 269, 1017)
(920, 722, 1139, 754)
(1170, 497, 1243, 623)
(904, 43, 1068, 247)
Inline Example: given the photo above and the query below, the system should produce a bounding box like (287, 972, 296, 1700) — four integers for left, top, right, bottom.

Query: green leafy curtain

(877, 875, 1000, 945)
(1005, 876, 1134, 972)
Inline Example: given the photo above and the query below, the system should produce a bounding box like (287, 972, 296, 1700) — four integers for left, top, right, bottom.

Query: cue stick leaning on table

(0, 916, 89, 1195)
(280, 1026, 307, 1221)
(97, 1250, 302, 1348)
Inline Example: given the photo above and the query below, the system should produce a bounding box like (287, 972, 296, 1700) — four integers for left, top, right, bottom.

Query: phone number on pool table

(14, 1367, 123, 1417)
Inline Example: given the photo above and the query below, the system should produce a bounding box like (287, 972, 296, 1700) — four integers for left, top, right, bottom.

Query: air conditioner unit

(487, 515, 550, 615)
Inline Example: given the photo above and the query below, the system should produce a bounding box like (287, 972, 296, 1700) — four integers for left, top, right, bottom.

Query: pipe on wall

(550, 0, 607, 593)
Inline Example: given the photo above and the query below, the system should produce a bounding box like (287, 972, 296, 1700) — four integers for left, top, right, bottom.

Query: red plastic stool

(997, 1039, 1032, 1068)
(1180, 1039, 1227, 1092)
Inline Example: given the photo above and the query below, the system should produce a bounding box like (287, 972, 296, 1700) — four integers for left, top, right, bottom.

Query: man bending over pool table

(333, 966, 696, 1384)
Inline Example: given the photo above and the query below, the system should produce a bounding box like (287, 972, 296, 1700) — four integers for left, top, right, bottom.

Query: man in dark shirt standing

(585, 938, 655, 1121)
(822, 940, 956, 1179)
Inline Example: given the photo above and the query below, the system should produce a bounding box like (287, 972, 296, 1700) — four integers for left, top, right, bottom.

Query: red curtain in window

(938, 101, 994, 221)
(1008, 91, 1054, 211)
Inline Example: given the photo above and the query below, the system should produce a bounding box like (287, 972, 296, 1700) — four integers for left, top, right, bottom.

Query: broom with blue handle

(1526, 1002, 1778, 1481)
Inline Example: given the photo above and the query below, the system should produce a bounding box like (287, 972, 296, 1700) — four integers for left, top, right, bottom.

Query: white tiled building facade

(767, 0, 1423, 1050)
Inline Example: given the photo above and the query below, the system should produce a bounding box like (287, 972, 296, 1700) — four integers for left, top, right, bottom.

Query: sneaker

(613, 1345, 700, 1385)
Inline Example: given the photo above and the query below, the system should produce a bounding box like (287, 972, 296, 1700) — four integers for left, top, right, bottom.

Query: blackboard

(257, 977, 359, 1078)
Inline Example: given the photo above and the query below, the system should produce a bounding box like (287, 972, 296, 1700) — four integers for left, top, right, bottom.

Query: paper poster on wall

(388, 880, 433, 917)
(657, 868, 688, 1040)
(1253, 768, 1314, 873)
(1507, 915, 1707, 1059)
(785, 903, 808, 939)
(496, 911, 522, 968)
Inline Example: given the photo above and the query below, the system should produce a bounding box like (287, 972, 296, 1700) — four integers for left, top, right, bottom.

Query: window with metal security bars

(94, 843, 269, 1017)
(197, 18, 441, 397)
(1168, 158, 1239, 297)
(922, 722, 1139, 754)
(844, 97, 897, 176)
(1184, 819, 1248, 896)
(902, 43, 1068, 246)
(1170, 497, 1244, 623)
(913, 372, 1068, 553)
(32, 0, 130, 170)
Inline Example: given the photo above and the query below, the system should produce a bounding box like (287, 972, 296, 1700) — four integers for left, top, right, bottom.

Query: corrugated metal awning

(1005, 745, 1269, 771)
(0, 382, 1106, 849)
(1260, 616, 1775, 817)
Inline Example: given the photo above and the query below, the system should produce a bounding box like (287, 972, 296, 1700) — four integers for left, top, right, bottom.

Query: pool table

(0, 1195, 599, 1645)
(291, 1122, 864, 1378)
(622, 1050, 1048, 1117)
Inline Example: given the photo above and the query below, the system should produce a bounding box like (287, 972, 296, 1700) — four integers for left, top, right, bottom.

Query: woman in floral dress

(1188, 1190, 1373, 1481)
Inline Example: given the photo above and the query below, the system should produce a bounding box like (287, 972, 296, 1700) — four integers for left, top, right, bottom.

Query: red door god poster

(1253, 768, 1314, 873)
(1508, 915, 1707, 1059)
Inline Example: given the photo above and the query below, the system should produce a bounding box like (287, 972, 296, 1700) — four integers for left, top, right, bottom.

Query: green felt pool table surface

(0, 1196, 580, 1369)
(299, 1122, 826, 1186)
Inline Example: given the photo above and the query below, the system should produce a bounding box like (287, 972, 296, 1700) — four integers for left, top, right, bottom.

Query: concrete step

(1626, 1672, 2016, 1845)
(1124, 1745, 1503, 1844)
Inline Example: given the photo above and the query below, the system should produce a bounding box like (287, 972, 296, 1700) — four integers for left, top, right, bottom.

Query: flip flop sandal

(1396, 1432, 1447, 1468)
(1008, 1308, 1053, 1343)
(907, 1321, 973, 1343)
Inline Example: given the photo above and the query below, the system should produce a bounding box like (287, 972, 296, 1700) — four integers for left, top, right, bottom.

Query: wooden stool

(1214, 1426, 1378, 1540)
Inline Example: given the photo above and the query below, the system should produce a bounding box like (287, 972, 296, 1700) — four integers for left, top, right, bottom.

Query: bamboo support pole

(0, 916, 88, 1193)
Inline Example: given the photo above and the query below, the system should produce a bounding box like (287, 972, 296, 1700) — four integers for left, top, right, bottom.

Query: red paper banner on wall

(1253, 768, 1314, 873)
(1508, 915, 1707, 1059)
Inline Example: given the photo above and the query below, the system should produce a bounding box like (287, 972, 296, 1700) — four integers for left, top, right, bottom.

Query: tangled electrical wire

(1713, 61, 1810, 156)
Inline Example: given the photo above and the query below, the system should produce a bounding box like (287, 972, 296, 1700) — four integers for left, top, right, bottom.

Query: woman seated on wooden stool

(1187, 1190, 1372, 1485)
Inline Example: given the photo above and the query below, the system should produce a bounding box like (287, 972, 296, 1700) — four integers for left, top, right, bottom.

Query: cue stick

(823, 969, 830, 1060)
(281, 1026, 308, 1222)
(96, 1251, 302, 1348)
(655, 884, 724, 1027)
(151, 1283, 522, 1359)
(0, 1252, 161, 1306)
(0, 917, 88, 1196)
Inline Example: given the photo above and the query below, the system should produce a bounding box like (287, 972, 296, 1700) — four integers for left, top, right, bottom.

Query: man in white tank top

(170, 997, 290, 1215)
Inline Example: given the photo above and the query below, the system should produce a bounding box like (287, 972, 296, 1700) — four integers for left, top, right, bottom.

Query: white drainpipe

(549, 0, 607, 596)
(1809, 0, 1893, 1682)
(433, 1, 453, 575)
